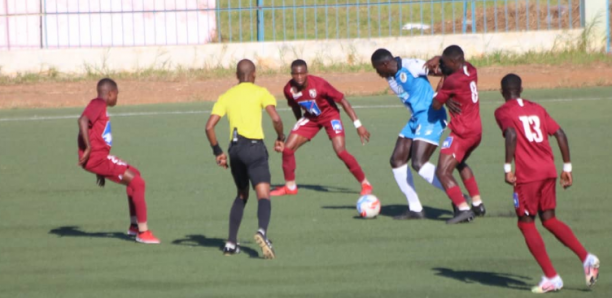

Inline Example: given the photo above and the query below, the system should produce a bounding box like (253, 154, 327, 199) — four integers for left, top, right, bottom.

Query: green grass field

(0, 87, 611, 297)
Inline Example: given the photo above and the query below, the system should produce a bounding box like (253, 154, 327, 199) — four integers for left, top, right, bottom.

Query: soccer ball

(357, 195, 381, 219)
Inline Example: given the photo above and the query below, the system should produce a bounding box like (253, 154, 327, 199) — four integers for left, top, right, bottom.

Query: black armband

(212, 144, 223, 156)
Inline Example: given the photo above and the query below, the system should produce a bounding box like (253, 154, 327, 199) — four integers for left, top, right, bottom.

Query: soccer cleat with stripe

(254, 230, 275, 260)
(223, 243, 241, 256)
(135, 230, 161, 244)
(583, 254, 600, 287)
(446, 210, 475, 224)
(472, 203, 486, 217)
(360, 183, 373, 196)
(393, 210, 425, 220)
(531, 275, 563, 293)
(270, 185, 298, 196)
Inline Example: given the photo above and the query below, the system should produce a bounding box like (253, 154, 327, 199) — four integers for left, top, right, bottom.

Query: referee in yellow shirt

(205, 59, 285, 259)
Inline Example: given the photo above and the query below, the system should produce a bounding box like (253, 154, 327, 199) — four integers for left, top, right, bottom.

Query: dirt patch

(1, 64, 611, 110)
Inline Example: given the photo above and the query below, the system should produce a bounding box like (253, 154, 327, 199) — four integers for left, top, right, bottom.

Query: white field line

(0, 96, 608, 122)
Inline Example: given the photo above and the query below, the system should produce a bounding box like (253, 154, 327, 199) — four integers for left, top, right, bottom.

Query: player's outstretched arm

(265, 105, 286, 152)
(503, 127, 518, 186)
(553, 128, 573, 189)
(205, 114, 228, 169)
(338, 97, 370, 145)
(78, 115, 91, 166)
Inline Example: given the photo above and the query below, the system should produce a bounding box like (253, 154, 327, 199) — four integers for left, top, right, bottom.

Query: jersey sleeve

(260, 88, 277, 108)
(211, 96, 226, 117)
(283, 86, 298, 108)
(543, 109, 561, 135)
(403, 58, 428, 77)
(82, 100, 104, 123)
(494, 108, 514, 136)
(322, 80, 344, 103)
(433, 78, 453, 104)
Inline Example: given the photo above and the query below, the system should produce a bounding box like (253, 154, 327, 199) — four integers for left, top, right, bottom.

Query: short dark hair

(501, 73, 522, 90)
(442, 45, 464, 60)
(371, 48, 394, 63)
(291, 59, 307, 69)
(97, 78, 118, 91)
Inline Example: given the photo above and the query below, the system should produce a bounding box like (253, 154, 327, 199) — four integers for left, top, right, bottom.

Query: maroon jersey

(494, 98, 561, 183)
(434, 62, 481, 138)
(78, 98, 112, 156)
(283, 75, 344, 120)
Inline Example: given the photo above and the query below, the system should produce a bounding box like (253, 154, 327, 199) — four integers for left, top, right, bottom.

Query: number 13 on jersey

(519, 115, 543, 143)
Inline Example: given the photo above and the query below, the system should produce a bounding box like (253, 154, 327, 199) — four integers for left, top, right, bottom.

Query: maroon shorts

(513, 178, 557, 217)
(82, 154, 131, 183)
(440, 132, 481, 163)
(291, 115, 345, 140)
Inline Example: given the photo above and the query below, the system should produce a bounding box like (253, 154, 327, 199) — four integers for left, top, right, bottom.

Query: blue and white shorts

(399, 112, 447, 145)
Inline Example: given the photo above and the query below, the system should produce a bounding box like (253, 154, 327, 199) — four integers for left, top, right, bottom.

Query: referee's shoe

(254, 229, 275, 259)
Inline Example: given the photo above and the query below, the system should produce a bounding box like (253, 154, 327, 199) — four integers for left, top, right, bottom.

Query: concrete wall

(0, 29, 586, 75)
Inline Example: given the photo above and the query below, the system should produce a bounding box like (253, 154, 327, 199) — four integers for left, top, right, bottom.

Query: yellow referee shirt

(211, 82, 277, 141)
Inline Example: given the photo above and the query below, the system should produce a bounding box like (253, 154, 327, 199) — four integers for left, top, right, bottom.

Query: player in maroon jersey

(494, 74, 599, 293)
(270, 59, 373, 196)
(77, 78, 160, 244)
(425, 45, 486, 224)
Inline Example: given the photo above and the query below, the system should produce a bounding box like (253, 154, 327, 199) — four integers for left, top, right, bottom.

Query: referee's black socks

(257, 198, 272, 234)
(228, 197, 246, 244)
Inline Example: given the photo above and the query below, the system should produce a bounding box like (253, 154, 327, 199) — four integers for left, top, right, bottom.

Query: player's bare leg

(330, 135, 371, 195)
(119, 169, 160, 244)
(411, 140, 444, 191)
(455, 149, 485, 216)
(436, 154, 475, 224)
(271, 133, 309, 196)
(539, 210, 599, 287)
(390, 138, 424, 220)
(253, 183, 275, 259)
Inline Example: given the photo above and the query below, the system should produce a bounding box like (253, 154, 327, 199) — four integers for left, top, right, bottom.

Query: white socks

(418, 162, 444, 191)
(392, 165, 423, 212)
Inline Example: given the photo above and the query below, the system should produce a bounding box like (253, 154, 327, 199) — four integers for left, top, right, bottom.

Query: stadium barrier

(0, 0, 586, 48)
(0, 1, 608, 75)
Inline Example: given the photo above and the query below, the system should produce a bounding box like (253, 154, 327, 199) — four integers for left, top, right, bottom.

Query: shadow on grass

(322, 204, 452, 221)
(172, 234, 259, 258)
(272, 184, 358, 194)
(48, 226, 133, 242)
(432, 267, 532, 290)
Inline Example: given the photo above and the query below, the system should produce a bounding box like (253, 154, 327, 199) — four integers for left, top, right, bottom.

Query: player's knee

(389, 154, 407, 168)
(435, 166, 446, 178)
(517, 215, 534, 224)
(129, 175, 145, 190)
(237, 188, 249, 201)
(282, 147, 294, 156)
(540, 212, 557, 227)
(411, 159, 425, 172)
(128, 166, 141, 177)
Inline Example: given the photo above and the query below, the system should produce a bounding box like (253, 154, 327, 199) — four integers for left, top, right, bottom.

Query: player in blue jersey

(371, 48, 448, 219)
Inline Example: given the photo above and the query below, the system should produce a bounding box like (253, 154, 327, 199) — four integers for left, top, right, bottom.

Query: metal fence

(606, 0, 612, 53)
(0, 0, 589, 50)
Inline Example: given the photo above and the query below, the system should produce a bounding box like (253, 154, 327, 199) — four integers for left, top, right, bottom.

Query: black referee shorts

(228, 136, 271, 189)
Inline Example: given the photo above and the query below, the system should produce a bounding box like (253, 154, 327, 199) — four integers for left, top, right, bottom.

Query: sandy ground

(1, 64, 611, 109)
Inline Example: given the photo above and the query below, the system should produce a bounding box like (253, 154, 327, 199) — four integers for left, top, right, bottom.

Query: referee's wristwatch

(277, 135, 286, 142)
